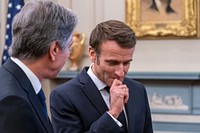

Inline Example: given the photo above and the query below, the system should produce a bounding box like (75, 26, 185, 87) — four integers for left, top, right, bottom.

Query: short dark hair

(89, 20, 136, 55)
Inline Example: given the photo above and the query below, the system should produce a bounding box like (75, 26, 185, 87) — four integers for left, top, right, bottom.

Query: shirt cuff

(106, 111, 122, 127)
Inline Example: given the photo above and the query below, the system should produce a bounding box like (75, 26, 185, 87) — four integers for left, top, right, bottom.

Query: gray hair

(9, 0, 78, 60)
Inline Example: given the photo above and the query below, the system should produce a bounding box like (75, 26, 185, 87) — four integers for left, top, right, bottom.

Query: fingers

(124, 88, 129, 103)
(119, 85, 129, 104)
(108, 79, 129, 118)
(112, 79, 123, 86)
(110, 79, 129, 103)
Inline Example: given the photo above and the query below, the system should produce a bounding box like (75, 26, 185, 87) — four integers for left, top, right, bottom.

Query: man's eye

(123, 62, 131, 66)
(108, 61, 118, 65)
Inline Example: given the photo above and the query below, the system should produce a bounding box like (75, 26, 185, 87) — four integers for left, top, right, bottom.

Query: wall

(0, 0, 200, 72)
(1, 0, 200, 72)
(0, 0, 7, 64)
(57, 0, 200, 73)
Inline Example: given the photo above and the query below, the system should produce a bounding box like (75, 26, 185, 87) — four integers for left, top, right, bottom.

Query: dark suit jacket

(0, 59, 53, 133)
(50, 67, 153, 133)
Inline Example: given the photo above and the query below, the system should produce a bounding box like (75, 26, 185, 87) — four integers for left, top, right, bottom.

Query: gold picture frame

(126, 0, 200, 39)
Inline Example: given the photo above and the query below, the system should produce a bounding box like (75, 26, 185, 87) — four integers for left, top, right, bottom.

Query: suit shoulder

(51, 76, 83, 95)
(124, 77, 145, 88)
(0, 80, 27, 101)
(52, 69, 89, 93)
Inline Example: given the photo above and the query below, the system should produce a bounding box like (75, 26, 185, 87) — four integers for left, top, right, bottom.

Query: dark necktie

(104, 86, 110, 93)
(37, 89, 48, 118)
(104, 86, 127, 132)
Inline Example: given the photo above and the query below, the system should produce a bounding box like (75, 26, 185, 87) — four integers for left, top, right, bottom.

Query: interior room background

(1, 0, 200, 133)
(1, 0, 200, 72)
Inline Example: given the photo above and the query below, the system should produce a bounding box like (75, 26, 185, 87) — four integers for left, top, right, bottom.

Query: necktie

(104, 86, 110, 93)
(37, 89, 48, 118)
(104, 86, 127, 132)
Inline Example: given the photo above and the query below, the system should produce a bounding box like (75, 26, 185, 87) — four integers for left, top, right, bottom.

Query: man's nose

(115, 65, 125, 78)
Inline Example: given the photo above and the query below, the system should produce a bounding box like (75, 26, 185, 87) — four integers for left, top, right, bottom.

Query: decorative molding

(152, 114, 200, 123)
(126, 0, 200, 39)
(150, 93, 189, 110)
(57, 71, 200, 80)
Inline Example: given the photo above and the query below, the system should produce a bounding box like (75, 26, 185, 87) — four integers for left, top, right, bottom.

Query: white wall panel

(71, 0, 94, 34)
(132, 40, 200, 72)
(0, 0, 7, 64)
(104, 0, 124, 21)
(93, 0, 104, 25)
(57, 0, 71, 8)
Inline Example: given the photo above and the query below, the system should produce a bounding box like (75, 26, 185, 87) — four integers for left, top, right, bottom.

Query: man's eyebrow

(105, 59, 118, 62)
(125, 59, 133, 62)
(105, 59, 133, 62)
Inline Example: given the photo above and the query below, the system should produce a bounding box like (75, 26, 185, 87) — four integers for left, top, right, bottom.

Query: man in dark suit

(0, 1, 78, 133)
(50, 20, 153, 133)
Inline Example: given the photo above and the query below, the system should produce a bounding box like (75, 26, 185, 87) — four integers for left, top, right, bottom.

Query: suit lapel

(4, 59, 53, 133)
(125, 100, 135, 132)
(123, 79, 135, 132)
(28, 89, 53, 132)
(79, 67, 109, 114)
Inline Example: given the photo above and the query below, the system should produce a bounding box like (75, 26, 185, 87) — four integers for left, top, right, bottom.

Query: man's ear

(88, 46, 96, 62)
(49, 41, 59, 61)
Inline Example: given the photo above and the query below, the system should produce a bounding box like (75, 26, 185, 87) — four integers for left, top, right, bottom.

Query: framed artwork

(126, 0, 200, 39)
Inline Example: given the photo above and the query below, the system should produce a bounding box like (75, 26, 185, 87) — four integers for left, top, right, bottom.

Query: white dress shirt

(11, 57, 41, 94)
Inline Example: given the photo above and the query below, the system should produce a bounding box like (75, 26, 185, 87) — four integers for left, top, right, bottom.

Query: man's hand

(108, 79, 129, 118)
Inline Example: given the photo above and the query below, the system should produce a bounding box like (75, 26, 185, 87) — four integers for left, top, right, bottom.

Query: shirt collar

(11, 57, 41, 94)
(87, 64, 107, 91)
